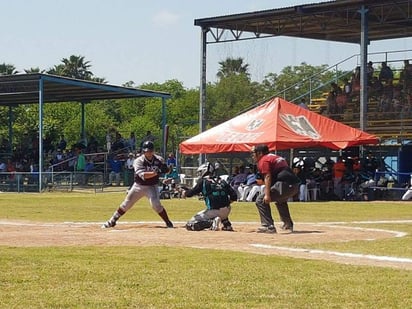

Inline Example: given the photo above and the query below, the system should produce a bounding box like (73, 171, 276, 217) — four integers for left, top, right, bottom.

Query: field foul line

(250, 244, 412, 264)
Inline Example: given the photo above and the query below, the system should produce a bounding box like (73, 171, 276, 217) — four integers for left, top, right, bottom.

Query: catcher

(182, 162, 237, 231)
(102, 141, 173, 229)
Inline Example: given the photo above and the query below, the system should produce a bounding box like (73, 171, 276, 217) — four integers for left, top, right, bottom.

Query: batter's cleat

(211, 217, 221, 231)
(222, 225, 234, 231)
(101, 220, 116, 229)
(166, 221, 174, 228)
(257, 225, 276, 234)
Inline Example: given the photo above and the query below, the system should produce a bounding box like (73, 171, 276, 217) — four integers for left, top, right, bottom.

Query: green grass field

(0, 192, 411, 308)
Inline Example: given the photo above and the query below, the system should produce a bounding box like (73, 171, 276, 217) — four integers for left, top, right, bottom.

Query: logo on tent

(246, 119, 264, 131)
(280, 114, 320, 139)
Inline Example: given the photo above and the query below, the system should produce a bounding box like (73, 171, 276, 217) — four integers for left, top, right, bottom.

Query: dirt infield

(0, 220, 411, 270)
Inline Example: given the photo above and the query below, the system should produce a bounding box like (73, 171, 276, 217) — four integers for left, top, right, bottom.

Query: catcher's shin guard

(185, 219, 213, 231)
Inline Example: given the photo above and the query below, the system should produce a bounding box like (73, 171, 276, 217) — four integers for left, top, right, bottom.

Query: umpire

(251, 144, 300, 233)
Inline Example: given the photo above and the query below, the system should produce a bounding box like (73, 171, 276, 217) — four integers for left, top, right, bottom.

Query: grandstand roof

(194, 0, 412, 44)
(0, 73, 171, 106)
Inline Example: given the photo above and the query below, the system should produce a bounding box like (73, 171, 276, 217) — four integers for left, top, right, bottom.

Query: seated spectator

(298, 98, 309, 110)
(369, 76, 384, 99)
(84, 157, 95, 185)
(230, 165, 249, 199)
(392, 95, 403, 113)
(237, 172, 258, 201)
(293, 165, 307, 202)
(166, 153, 177, 167)
(378, 93, 391, 113)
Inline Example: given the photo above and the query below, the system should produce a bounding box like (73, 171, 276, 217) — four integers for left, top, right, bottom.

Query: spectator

(128, 132, 137, 151)
(84, 157, 95, 185)
(326, 82, 342, 115)
(140, 130, 155, 149)
(293, 165, 307, 202)
(106, 129, 112, 152)
(166, 152, 177, 167)
(214, 162, 227, 178)
(351, 66, 361, 93)
(361, 151, 379, 180)
(125, 152, 135, 187)
(369, 76, 384, 99)
(298, 98, 309, 110)
(400, 59, 412, 94)
(367, 61, 375, 82)
(237, 171, 258, 201)
(57, 134, 67, 151)
(343, 77, 352, 100)
(378, 93, 391, 113)
(379, 62, 393, 85)
(108, 154, 123, 186)
(111, 131, 125, 152)
(230, 165, 249, 199)
(332, 156, 346, 200)
(75, 147, 86, 185)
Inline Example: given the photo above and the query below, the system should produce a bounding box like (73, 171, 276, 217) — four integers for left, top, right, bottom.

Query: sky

(2, 0, 412, 89)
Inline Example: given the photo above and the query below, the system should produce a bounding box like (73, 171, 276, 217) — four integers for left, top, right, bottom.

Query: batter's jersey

(133, 154, 167, 186)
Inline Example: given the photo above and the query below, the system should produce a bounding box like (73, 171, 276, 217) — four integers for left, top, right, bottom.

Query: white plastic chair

(179, 173, 186, 184)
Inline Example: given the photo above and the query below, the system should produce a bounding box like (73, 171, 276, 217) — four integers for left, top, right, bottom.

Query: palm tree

(60, 55, 93, 80)
(216, 57, 250, 79)
(0, 63, 18, 75)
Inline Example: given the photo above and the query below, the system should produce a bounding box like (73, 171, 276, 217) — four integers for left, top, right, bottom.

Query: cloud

(152, 10, 179, 27)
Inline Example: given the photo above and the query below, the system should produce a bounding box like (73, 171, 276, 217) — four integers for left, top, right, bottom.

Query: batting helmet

(142, 140, 154, 152)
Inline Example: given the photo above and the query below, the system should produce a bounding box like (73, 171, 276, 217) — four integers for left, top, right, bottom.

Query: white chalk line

(250, 244, 412, 264)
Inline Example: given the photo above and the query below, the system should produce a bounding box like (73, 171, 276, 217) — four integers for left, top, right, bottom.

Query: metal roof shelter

(0, 73, 171, 191)
(194, 0, 412, 161)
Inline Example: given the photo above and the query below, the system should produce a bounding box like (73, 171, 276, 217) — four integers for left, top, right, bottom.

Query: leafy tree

(0, 63, 18, 75)
(207, 74, 260, 126)
(260, 62, 345, 103)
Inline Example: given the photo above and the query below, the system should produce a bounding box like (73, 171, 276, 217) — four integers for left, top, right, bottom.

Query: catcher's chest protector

(203, 179, 230, 207)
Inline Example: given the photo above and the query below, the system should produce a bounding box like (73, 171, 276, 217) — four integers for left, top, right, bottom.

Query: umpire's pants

(255, 181, 299, 227)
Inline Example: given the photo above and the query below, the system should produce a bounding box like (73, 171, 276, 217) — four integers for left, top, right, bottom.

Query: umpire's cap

(142, 140, 154, 152)
(251, 144, 269, 154)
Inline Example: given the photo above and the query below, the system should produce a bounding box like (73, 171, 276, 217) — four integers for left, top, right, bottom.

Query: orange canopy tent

(179, 97, 379, 154)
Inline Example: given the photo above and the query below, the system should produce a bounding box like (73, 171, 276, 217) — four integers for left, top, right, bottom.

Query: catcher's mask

(197, 162, 215, 178)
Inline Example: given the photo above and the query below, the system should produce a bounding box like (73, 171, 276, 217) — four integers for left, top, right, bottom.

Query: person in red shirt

(251, 144, 300, 233)
(332, 156, 346, 200)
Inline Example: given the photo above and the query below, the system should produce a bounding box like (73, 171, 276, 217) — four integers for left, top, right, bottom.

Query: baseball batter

(102, 141, 173, 229)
